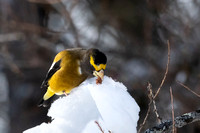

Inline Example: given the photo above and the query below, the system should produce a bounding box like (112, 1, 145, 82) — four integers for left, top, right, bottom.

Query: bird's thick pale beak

(93, 69, 104, 80)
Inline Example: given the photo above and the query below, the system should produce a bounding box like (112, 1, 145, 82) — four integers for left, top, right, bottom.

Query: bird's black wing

(41, 59, 61, 89)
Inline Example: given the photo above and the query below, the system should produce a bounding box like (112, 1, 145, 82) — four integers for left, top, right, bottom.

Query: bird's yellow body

(39, 48, 107, 107)
(43, 50, 87, 100)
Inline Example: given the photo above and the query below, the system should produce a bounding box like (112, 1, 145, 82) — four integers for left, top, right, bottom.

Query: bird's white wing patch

(77, 60, 82, 75)
(48, 62, 56, 72)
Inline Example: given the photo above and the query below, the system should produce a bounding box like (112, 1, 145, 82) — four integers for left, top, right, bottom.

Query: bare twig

(148, 83, 162, 123)
(138, 46, 171, 132)
(138, 101, 152, 133)
(177, 81, 200, 98)
(138, 83, 154, 133)
(138, 40, 170, 133)
(57, 3, 81, 47)
(138, 84, 152, 133)
(0, 32, 24, 43)
(154, 40, 171, 99)
(170, 87, 176, 133)
(0, 45, 22, 75)
(95, 121, 104, 133)
(5, 20, 62, 37)
(28, 0, 64, 4)
(144, 110, 200, 133)
(138, 82, 163, 133)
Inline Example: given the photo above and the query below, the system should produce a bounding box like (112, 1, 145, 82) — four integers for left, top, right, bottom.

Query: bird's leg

(63, 91, 69, 96)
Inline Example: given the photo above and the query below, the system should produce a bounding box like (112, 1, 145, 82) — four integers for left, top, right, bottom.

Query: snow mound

(24, 76, 140, 133)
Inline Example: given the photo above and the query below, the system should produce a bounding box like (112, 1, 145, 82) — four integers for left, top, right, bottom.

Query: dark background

(0, 0, 200, 133)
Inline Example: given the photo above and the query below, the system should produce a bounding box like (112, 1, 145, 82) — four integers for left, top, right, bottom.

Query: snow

(24, 76, 140, 133)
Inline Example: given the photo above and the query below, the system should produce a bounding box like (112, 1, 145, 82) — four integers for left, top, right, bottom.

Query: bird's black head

(89, 48, 107, 71)
(81, 48, 107, 79)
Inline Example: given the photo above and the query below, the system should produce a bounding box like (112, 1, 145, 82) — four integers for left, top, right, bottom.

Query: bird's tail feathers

(38, 98, 52, 107)
(38, 88, 55, 107)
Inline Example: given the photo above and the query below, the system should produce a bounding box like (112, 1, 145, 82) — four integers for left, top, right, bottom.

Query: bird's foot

(63, 91, 69, 96)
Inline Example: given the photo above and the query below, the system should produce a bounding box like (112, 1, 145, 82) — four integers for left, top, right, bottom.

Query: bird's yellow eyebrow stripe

(90, 56, 106, 71)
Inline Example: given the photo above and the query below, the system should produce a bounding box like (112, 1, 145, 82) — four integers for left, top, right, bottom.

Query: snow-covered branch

(144, 110, 200, 133)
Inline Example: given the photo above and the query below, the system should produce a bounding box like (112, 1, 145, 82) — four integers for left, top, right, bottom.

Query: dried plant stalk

(154, 40, 171, 99)
(177, 81, 200, 98)
(170, 87, 176, 133)
(95, 121, 104, 133)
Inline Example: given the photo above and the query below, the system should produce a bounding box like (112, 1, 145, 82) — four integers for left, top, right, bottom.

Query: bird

(38, 48, 107, 107)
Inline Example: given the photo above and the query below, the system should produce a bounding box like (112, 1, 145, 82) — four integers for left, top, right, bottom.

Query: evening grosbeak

(39, 48, 107, 107)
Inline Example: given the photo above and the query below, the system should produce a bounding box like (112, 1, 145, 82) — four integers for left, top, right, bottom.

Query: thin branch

(154, 40, 171, 99)
(5, 20, 62, 36)
(177, 81, 200, 98)
(0, 32, 24, 43)
(139, 40, 170, 132)
(138, 101, 152, 133)
(138, 83, 154, 133)
(95, 121, 104, 133)
(28, 0, 64, 4)
(58, 3, 81, 47)
(170, 87, 176, 133)
(0, 45, 23, 75)
(148, 83, 162, 123)
(144, 110, 200, 133)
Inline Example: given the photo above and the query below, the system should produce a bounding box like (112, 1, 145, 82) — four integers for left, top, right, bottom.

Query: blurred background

(0, 0, 200, 133)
